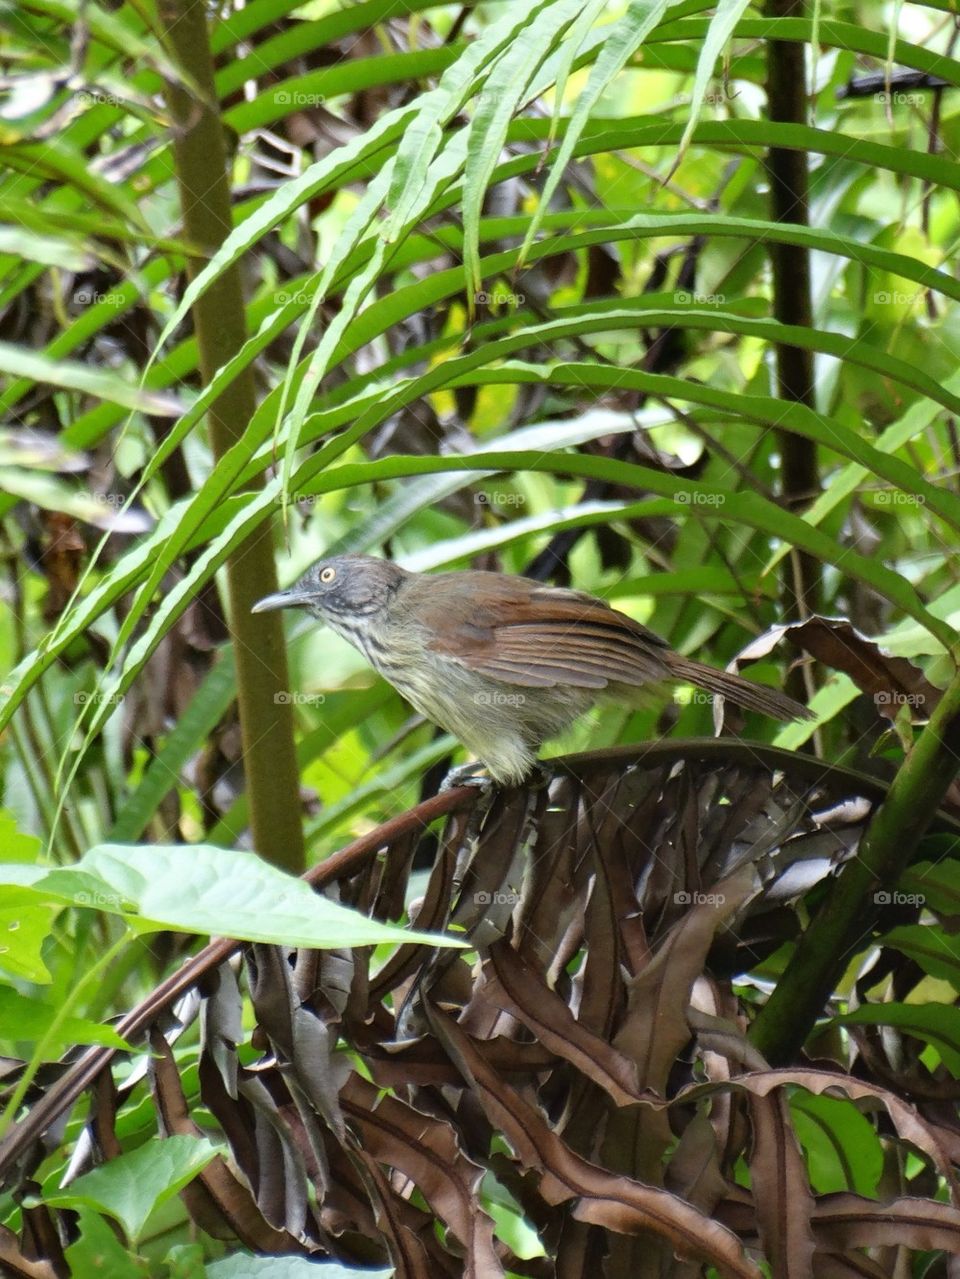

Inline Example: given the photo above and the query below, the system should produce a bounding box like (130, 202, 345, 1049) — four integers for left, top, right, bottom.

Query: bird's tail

(666, 656, 811, 722)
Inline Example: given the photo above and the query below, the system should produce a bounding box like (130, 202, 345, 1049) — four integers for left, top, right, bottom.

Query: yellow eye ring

(319, 566, 336, 584)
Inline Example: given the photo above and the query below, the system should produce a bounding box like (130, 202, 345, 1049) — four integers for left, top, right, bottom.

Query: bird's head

(252, 554, 407, 625)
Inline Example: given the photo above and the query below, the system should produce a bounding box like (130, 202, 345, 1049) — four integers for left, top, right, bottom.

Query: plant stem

(766, 0, 821, 625)
(157, 0, 304, 872)
(750, 669, 960, 1063)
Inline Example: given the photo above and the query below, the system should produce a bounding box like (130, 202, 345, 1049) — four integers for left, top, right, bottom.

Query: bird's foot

(439, 762, 496, 794)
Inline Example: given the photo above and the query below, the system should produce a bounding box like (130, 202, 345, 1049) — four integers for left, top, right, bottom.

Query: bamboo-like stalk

(750, 670, 960, 1063)
(157, 0, 304, 873)
(766, 0, 822, 626)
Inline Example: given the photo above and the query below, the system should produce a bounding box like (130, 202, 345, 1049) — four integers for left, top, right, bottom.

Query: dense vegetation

(2, 0, 960, 1274)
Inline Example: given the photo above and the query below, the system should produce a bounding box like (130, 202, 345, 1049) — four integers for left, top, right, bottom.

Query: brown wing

(420, 572, 672, 689)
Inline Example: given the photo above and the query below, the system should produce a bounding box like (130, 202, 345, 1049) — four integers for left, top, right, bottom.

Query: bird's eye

(319, 566, 336, 584)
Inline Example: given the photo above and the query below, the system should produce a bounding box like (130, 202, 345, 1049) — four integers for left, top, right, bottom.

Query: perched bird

(253, 554, 809, 787)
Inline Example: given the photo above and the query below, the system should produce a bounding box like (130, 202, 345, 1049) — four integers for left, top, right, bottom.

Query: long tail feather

(667, 656, 811, 722)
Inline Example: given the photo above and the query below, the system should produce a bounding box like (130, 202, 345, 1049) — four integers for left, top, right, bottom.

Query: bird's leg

(439, 761, 495, 793)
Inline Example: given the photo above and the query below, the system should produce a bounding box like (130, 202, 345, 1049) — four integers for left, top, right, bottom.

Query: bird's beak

(251, 586, 315, 614)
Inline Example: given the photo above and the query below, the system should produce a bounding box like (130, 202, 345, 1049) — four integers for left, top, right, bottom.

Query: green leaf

(789, 1092, 883, 1196)
(0, 341, 180, 415)
(670, 0, 752, 175)
(0, 845, 464, 949)
(0, 224, 91, 270)
(899, 858, 960, 917)
(64, 1206, 136, 1279)
(881, 924, 960, 989)
(0, 888, 57, 983)
(42, 1135, 219, 1244)
(833, 1003, 960, 1076)
(0, 811, 42, 863)
(0, 988, 128, 1052)
(516, 0, 671, 266)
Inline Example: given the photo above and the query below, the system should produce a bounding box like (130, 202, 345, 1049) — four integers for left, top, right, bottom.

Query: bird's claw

(439, 763, 496, 794)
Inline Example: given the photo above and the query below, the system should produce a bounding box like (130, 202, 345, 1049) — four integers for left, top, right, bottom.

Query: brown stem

(766, 0, 821, 625)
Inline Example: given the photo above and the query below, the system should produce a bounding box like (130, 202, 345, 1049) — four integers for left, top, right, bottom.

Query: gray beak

(251, 587, 315, 614)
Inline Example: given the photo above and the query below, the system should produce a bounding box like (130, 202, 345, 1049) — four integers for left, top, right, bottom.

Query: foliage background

(3, 0, 960, 1275)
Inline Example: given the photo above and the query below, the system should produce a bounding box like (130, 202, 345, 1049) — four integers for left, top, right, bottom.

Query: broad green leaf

(833, 1003, 960, 1077)
(789, 1092, 883, 1196)
(882, 925, 960, 989)
(42, 1135, 218, 1244)
(899, 859, 960, 916)
(0, 888, 57, 983)
(0, 988, 128, 1052)
(0, 846, 464, 949)
(0, 811, 42, 862)
(64, 1206, 135, 1279)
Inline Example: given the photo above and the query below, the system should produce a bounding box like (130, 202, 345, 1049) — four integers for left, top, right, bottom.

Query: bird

(252, 554, 810, 787)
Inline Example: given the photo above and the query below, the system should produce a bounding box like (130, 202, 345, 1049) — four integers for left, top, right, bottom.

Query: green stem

(157, 0, 305, 872)
(750, 668, 960, 1064)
